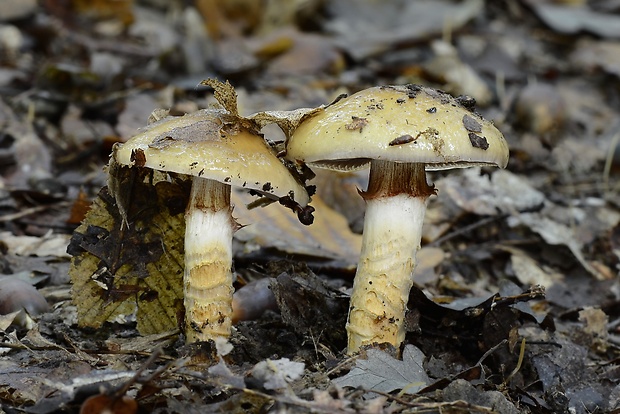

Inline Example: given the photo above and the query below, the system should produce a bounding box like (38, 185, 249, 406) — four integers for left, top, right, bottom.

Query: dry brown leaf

(234, 190, 362, 269)
(523, 0, 620, 38)
(414, 247, 446, 286)
(570, 39, 620, 78)
(508, 211, 604, 280)
(262, 30, 345, 77)
(323, 0, 484, 60)
(0, 232, 71, 258)
(440, 168, 545, 216)
(248, 106, 323, 139)
(504, 247, 562, 288)
(200, 78, 239, 116)
(0, 310, 22, 331)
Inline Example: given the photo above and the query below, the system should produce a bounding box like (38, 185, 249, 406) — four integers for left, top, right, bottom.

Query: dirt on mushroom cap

(286, 84, 509, 171)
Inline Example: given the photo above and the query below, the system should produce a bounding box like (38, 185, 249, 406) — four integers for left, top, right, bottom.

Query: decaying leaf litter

(1, 0, 620, 412)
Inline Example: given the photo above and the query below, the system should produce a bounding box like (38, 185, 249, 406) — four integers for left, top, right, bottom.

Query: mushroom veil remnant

(286, 84, 509, 354)
(112, 80, 311, 343)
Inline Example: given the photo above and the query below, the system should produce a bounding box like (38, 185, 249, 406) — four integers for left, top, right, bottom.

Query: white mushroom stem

(184, 176, 236, 343)
(346, 160, 434, 354)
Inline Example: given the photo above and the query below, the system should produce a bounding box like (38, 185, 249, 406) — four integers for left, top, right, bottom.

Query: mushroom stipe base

(346, 190, 428, 353)
(346, 160, 432, 353)
(184, 177, 235, 343)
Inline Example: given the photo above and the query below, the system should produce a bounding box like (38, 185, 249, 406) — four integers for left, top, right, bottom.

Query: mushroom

(113, 105, 311, 343)
(285, 84, 509, 353)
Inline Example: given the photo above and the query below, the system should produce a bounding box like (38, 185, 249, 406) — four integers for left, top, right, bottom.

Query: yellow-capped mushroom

(114, 102, 310, 343)
(286, 84, 509, 353)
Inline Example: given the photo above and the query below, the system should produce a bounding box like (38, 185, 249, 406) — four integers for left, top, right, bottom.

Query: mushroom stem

(184, 176, 235, 343)
(346, 160, 433, 354)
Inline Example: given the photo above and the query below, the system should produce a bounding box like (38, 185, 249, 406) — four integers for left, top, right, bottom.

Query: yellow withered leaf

(68, 168, 186, 334)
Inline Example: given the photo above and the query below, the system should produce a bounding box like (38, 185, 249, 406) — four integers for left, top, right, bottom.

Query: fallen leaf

(441, 168, 545, 216)
(502, 246, 562, 288)
(0, 359, 54, 406)
(263, 30, 344, 77)
(68, 168, 186, 335)
(247, 106, 323, 139)
(508, 212, 604, 280)
(323, 0, 484, 60)
(442, 379, 520, 414)
(570, 39, 620, 78)
(0, 231, 71, 258)
(531, 337, 608, 413)
(0, 310, 22, 331)
(36, 370, 136, 410)
(234, 190, 362, 270)
(270, 266, 348, 349)
(103, 330, 179, 354)
(116, 93, 160, 140)
(332, 345, 430, 395)
(200, 78, 240, 117)
(524, 0, 620, 38)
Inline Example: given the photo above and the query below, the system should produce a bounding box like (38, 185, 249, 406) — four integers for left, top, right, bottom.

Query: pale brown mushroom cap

(114, 109, 310, 206)
(286, 84, 509, 171)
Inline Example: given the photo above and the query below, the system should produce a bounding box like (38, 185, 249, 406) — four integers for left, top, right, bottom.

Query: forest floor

(1, 1, 620, 413)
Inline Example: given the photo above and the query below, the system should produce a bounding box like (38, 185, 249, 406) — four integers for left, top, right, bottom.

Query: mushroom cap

(286, 85, 509, 171)
(114, 109, 309, 206)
